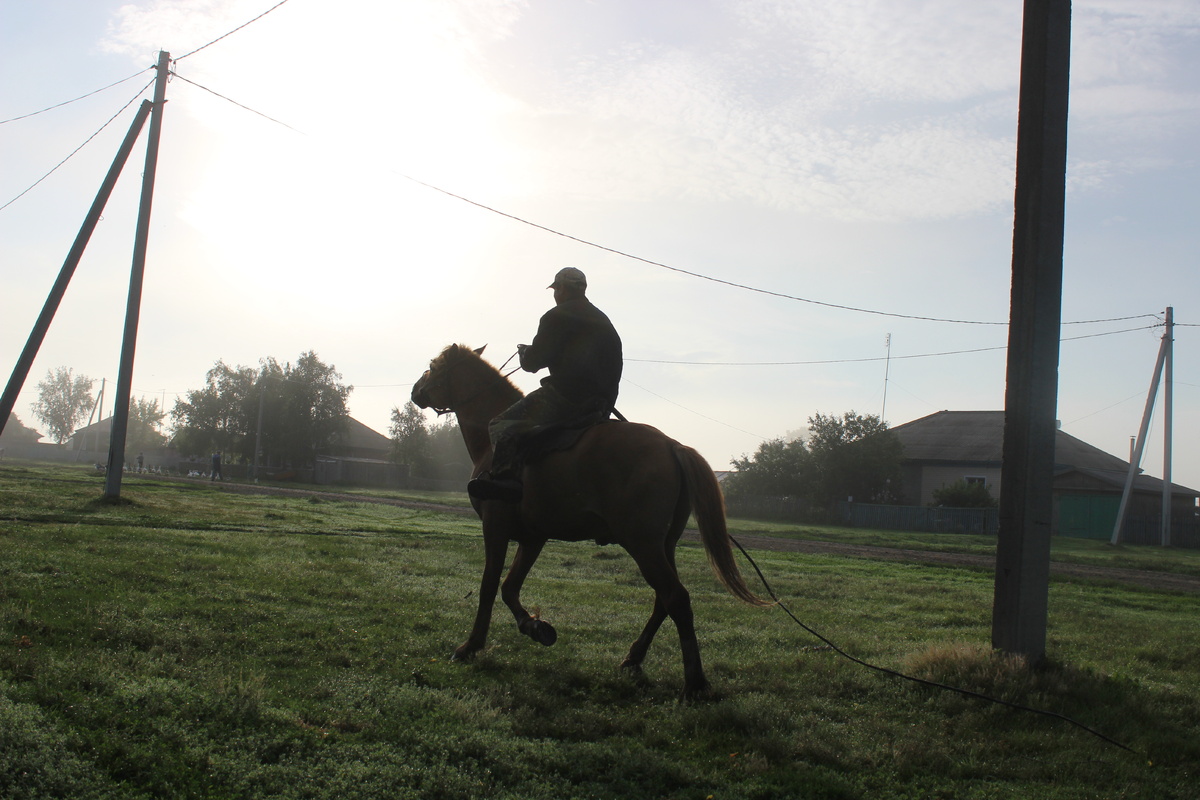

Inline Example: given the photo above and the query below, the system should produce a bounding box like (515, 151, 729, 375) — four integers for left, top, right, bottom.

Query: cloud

(512, 10, 1019, 220)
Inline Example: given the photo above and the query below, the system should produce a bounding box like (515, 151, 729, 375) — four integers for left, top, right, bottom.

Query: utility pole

(0, 101, 152, 437)
(992, 0, 1071, 664)
(1110, 308, 1172, 547)
(105, 51, 170, 498)
(1161, 307, 1173, 546)
(881, 333, 892, 422)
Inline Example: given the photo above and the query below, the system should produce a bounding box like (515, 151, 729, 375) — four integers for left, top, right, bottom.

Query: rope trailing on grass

(729, 536, 1138, 755)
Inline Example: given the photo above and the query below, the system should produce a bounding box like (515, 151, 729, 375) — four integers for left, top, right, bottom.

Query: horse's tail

(674, 443, 771, 607)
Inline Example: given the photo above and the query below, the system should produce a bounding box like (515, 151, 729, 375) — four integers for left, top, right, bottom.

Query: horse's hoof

(619, 658, 643, 674)
(530, 619, 557, 646)
(451, 644, 477, 662)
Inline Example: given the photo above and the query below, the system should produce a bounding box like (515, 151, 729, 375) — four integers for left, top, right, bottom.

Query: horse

(410, 343, 767, 698)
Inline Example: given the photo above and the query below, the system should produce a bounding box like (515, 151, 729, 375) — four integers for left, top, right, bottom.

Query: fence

(839, 501, 1000, 535)
(1118, 513, 1200, 549)
(728, 493, 1200, 548)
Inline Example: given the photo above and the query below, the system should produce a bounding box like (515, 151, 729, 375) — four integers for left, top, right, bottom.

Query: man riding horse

(467, 267, 623, 503)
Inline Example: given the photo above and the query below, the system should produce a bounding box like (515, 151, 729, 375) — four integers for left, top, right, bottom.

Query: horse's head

(411, 344, 487, 414)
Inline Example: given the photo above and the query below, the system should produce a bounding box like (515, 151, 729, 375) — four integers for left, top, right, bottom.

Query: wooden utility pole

(992, 0, 1072, 663)
(105, 51, 170, 498)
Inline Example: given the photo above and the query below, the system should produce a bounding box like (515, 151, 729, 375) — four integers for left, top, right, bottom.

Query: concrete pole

(105, 52, 170, 498)
(992, 0, 1072, 663)
(1110, 335, 1167, 546)
(1162, 307, 1173, 546)
(0, 101, 152, 436)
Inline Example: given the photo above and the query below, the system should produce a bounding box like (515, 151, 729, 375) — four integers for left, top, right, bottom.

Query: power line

(174, 0, 296, 61)
(388, 170, 1161, 328)
(627, 324, 1159, 367)
(0, 68, 153, 125)
(621, 377, 768, 440)
(170, 73, 301, 131)
(0, 79, 156, 213)
(153, 62, 1169, 331)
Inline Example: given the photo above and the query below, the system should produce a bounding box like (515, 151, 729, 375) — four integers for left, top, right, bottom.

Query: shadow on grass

(902, 643, 1200, 765)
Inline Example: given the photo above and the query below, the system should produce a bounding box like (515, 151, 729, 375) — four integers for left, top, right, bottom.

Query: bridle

(422, 349, 521, 416)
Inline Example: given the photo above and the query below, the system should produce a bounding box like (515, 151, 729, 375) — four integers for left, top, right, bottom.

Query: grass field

(2, 462, 1198, 799)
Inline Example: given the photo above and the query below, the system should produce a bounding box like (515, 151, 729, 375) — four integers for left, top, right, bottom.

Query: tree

(723, 437, 811, 499)
(31, 367, 95, 444)
(931, 479, 998, 509)
(806, 410, 904, 506)
(257, 351, 352, 467)
(726, 410, 904, 509)
(126, 397, 168, 454)
(390, 401, 431, 473)
(171, 351, 351, 467)
(389, 402, 472, 483)
(170, 361, 257, 458)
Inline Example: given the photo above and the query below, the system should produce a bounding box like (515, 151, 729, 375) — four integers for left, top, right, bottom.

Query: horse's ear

(474, 345, 487, 356)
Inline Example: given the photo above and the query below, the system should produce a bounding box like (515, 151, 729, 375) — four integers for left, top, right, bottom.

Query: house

(890, 410, 1199, 541)
(327, 417, 392, 461)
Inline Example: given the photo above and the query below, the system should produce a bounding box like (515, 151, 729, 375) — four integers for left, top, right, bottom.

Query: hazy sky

(2, 0, 1197, 493)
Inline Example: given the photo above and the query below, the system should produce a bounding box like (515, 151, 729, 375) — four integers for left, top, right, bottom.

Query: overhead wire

(161, 68, 1164, 332)
(173, 0, 296, 62)
(169, 72, 301, 132)
(621, 377, 768, 440)
(0, 78, 156, 213)
(627, 324, 1160, 366)
(386, 171, 1153, 328)
(0, 68, 154, 125)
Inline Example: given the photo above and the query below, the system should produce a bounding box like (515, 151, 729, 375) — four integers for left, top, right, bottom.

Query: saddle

(521, 411, 614, 465)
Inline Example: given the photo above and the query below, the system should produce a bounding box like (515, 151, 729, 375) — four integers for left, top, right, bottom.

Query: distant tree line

(170, 351, 351, 468)
(723, 411, 904, 511)
(389, 401, 472, 483)
(24, 366, 166, 453)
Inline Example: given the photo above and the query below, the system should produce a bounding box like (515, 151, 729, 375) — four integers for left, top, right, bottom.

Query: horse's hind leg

(621, 512, 687, 676)
(501, 540, 557, 646)
(628, 544, 709, 699)
(620, 538, 679, 672)
(620, 595, 668, 674)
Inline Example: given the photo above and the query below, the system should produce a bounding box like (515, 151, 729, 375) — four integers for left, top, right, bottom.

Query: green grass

(1, 462, 1198, 799)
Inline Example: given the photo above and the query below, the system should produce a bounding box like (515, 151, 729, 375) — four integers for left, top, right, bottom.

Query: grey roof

(890, 410, 1198, 496)
(892, 410, 1126, 471)
(335, 417, 391, 451)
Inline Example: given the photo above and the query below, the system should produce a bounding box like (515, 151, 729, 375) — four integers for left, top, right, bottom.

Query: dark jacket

(519, 297, 622, 408)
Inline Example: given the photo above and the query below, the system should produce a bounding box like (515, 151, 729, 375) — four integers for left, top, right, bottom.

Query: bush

(931, 479, 997, 509)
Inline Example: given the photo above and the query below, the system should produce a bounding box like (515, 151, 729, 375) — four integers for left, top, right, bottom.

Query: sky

(2, 0, 1198, 493)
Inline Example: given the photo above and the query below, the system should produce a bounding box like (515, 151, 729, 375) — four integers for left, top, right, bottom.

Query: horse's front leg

(502, 539, 557, 646)
(453, 505, 512, 661)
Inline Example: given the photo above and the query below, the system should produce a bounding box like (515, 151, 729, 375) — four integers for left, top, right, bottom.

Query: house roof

(890, 410, 1198, 497)
(891, 410, 1125, 470)
(334, 417, 391, 452)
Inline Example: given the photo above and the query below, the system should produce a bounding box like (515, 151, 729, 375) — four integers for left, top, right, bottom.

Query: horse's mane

(433, 343, 522, 398)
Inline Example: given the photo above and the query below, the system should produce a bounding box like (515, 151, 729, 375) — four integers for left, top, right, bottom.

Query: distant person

(211, 452, 223, 481)
(136, 452, 144, 473)
(468, 267, 622, 503)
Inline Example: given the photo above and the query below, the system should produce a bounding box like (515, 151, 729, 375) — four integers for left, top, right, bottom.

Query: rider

(467, 267, 623, 502)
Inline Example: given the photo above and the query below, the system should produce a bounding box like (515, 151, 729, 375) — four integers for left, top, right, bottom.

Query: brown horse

(411, 344, 767, 698)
